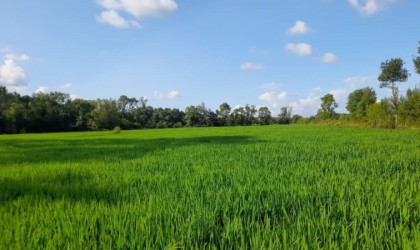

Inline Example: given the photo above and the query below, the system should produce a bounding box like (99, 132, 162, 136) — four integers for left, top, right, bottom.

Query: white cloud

(288, 20, 311, 35)
(322, 53, 339, 63)
(61, 83, 73, 89)
(0, 59, 28, 87)
(329, 89, 350, 113)
(153, 90, 181, 101)
(285, 43, 313, 56)
(348, 0, 399, 15)
(96, 10, 140, 28)
(240, 63, 263, 71)
(312, 86, 321, 91)
(343, 76, 371, 86)
(96, 0, 178, 28)
(35, 86, 49, 94)
(167, 90, 180, 100)
(290, 94, 320, 116)
(259, 91, 289, 108)
(5, 54, 30, 61)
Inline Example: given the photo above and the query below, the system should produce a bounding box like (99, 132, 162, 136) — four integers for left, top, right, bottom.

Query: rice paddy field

(0, 125, 419, 249)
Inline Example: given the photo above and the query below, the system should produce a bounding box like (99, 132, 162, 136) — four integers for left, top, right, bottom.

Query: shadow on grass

(0, 170, 120, 203)
(0, 135, 258, 165)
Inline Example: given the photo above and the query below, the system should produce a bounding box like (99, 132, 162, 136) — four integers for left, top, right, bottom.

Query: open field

(0, 125, 419, 249)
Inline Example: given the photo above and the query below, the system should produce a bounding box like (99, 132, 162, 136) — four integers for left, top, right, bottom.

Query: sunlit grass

(0, 125, 419, 249)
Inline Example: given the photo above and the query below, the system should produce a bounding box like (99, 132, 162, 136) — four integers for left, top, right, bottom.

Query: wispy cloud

(285, 43, 313, 56)
(240, 63, 264, 71)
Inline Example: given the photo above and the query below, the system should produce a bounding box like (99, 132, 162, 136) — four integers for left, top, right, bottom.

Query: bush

(112, 126, 121, 134)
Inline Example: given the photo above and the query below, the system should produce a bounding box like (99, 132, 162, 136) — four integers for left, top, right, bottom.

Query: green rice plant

(0, 125, 419, 249)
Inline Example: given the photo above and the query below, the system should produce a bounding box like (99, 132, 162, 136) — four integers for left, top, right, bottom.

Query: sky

(0, 0, 419, 116)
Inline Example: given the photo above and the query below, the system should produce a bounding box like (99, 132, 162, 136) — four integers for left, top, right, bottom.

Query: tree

(414, 41, 420, 75)
(278, 106, 292, 124)
(346, 87, 377, 121)
(398, 87, 420, 127)
(367, 100, 394, 128)
(317, 94, 338, 120)
(217, 102, 231, 126)
(257, 106, 271, 125)
(378, 58, 410, 116)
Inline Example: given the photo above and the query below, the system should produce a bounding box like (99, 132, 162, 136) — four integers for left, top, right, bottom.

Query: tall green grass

(0, 125, 419, 249)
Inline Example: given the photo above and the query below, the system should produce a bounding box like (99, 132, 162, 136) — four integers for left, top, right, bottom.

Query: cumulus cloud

(285, 43, 313, 56)
(288, 20, 311, 35)
(35, 86, 49, 94)
(348, 0, 399, 15)
(322, 53, 339, 63)
(0, 59, 28, 87)
(259, 91, 289, 108)
(290, 94, 320, 116)
(96, 0, 178, 28)
(240, 63, 263, 71)
(96, 10, 140, 28)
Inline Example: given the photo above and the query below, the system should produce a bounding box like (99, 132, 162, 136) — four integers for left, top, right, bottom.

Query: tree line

(0, 89, 298, 134)
(312, 41, 420, 128)
(0, 42, 419, 134)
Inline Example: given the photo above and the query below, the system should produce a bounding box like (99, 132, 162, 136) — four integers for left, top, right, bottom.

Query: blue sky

(1, 0, 419, 116)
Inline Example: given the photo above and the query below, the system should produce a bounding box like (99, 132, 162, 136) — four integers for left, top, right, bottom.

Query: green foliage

(317, 94, 338, 120)
(278, 106, 292, 124)
(398, 87, 420, 127)
(112, 125, 121, 134)
(257, 106, 271, 125)
(378, 58, 410, 112)
(366, 100, 394, 128)
(346, 87, 377, 121)
(414, 41, 420, 75)
(0, 126, 419, 248)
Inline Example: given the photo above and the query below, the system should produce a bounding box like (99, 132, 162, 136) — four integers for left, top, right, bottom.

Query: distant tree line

(0, 88, 299, 134)
(1, 42, 419, 133)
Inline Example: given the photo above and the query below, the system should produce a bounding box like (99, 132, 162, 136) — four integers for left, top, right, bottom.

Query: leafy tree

(72, 99, 95, 130)
(414, 41, 420, 75)
(398, 87, 420, 127)
(278, 106, 292, 124)
(346, 87, 377, 121)
(257, 106, 271, 125)
(317, 94, 338, 120)
(378, 58, 410, 116)
(90, 99, 120, 130)
(367, 100, 394, 128)
(217, 102, 231, 126)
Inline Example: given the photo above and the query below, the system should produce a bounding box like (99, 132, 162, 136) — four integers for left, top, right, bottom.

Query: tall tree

(257, 106, 271, 125)
(414, 41, 420, 75)
(218, 102, 231, 126)
(346, 87, 377, 121)
(378, 58, 410, 116)
(278, 106, 292, 124)
(317, 94, 338, 120)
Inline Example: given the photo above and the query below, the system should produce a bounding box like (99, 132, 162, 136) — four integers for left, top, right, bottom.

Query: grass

(0, 125, 419, 249)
